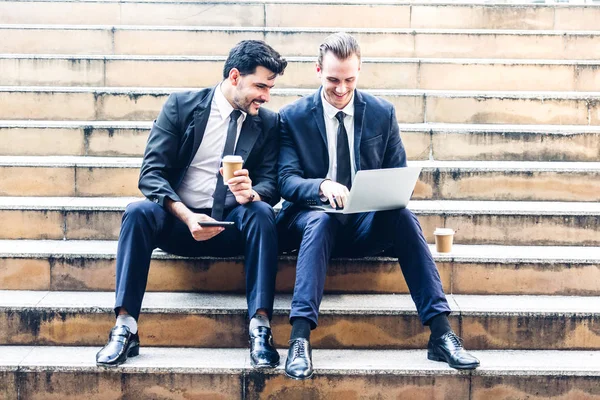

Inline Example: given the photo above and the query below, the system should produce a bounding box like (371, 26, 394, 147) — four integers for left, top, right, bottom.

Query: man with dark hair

(277, 32, 479, 379)
(96, 40, 288, 368)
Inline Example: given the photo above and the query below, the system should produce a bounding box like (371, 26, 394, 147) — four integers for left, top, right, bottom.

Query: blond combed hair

(318, 32, 361, 67)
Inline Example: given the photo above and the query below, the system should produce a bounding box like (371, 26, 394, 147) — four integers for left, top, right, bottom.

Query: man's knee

(241, 201, 276, 225)
(385, 207, 418, 224)
(245, 201, 275, 218)
(302, 212, 339, 240)
(306, 211, 337, 229)
(123, 200, 164, 223)
(374, 208, 421, 237)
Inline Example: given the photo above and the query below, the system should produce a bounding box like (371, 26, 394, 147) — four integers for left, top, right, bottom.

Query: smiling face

(229, 66, 277, 116)
(317, 51, 360, 110)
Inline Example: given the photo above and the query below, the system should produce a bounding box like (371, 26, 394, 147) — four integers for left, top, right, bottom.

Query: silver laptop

(311, 167, 422, 214)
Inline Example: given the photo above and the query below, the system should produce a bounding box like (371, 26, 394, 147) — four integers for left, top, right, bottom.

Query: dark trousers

(279, 208, 451, 328)
(114, 200, 278, 321)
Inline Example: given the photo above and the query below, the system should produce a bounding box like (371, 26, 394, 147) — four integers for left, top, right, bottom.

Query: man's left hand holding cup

(220, 168, 259, 204)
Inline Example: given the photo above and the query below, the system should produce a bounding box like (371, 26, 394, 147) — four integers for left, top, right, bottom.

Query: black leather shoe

(96, 325, 140, 367)
(285, 338, 313, 380)
(249, 326, 280, 368)
(427, 331, 480, 370)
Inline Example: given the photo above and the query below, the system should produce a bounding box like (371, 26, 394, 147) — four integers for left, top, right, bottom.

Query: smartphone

(198, 221, 235, 228)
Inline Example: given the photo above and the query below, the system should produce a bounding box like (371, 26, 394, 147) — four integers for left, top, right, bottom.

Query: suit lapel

(192, 86, 217, 157)
(311, 88, 329, 165)
(193, 85, 260, 161)
(353, 90, 366, 172)
(235, 115, 261, 159)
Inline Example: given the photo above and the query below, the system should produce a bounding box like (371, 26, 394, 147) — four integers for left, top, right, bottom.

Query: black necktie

(211, 109, 241, 220)
(335, 111, 352, 189)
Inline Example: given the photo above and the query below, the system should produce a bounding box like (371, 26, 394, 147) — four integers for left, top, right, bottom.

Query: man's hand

(186, 213, 224, 241)
(221, 168, 258, 205)
(320, 180, 350, 209)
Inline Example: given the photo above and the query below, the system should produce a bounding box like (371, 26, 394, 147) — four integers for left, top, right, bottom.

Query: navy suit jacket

(277, 88, 407, 222)
(139, 86, 280, 208)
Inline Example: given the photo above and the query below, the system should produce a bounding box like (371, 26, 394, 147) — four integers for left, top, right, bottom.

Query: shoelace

(292, 340, 307, 359)
(445, 332, 464, 349)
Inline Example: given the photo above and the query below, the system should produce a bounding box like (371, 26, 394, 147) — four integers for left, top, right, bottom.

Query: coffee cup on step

(434, 228, 455, 253)
(222, 155, 244, 184)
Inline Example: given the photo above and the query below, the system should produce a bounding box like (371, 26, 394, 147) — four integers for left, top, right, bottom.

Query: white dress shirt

(177, 84, 246, 209)
(321, 89, 356, 183)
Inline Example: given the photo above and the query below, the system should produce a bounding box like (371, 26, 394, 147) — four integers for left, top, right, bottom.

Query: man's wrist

(319, 179, 330, 196)
(319, 179, 331, 201)
(165, 199, 195, 225)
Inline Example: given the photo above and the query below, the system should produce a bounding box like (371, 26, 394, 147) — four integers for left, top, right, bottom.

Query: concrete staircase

(0, 1, 599, 399)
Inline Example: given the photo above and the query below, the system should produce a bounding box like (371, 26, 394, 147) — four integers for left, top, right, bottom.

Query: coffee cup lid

(222, 155, 243, 162)
(434, 228, 455, 235)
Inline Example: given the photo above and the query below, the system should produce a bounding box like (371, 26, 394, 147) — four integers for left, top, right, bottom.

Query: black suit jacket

(277, 88, 407, 222)
(139, 86, 280, 208)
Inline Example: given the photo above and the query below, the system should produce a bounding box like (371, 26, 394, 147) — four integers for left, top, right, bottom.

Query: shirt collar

(321, 88, 355, 120)
(215, 82, 247, 122)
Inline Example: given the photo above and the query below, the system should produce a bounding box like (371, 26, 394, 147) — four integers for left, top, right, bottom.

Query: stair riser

(469, 376, 600, 400)
(3, 28, 600, 60)
(0, 257, 449, 294)
(0, 2, 263, 27)
(2, 91, 599, 125)
(3, 369, 600, 400)
(417, 170, 600, 202)
(0, 166, 138, 197)
(462, 315, 600, 351)
(1, 166, 598, 201)
(0, 127, 148, 157)
(5, 58, 600, 92)
(2, 257, 599, 296)
(0, 370, 462, 400)
(430, 130, 600, 162)
(452, 263, 600, 297)
(245, 375, 471, 400)
(4, 370, 600, 400)
(0, 371, 16, 400)
(2, 126, 599, 162)
(13, 371, 244, 400)
(1, 310, 599, 350)
(0, 209, 597, 246)
(2, 2, 599, 30)
(447, 214, 600, 246)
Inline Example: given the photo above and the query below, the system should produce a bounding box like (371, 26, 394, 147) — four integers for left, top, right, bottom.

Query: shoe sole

(96, 344, 139, 368)
(284, 370, 314, 380)
(427, 353, 480, 370)
(251, 361, 280, 369)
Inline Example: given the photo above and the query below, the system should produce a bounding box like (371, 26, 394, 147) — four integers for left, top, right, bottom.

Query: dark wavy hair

(223, 40, 288, 79)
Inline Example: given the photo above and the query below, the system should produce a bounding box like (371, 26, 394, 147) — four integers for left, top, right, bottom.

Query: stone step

(0, 197, 597, 245)
(3, 25, 600, 60)
(2, 121, 599, 162)
(5, 55, 600, 92)
(2, 347, 600, 400)
(2, 346, 599, 400)
(1, 240, 599, 296)
(1, 290, 599, 350)
(0, 156, 598, 201)
(2, 87, 600, 124)
(1, 1, 598, 30)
